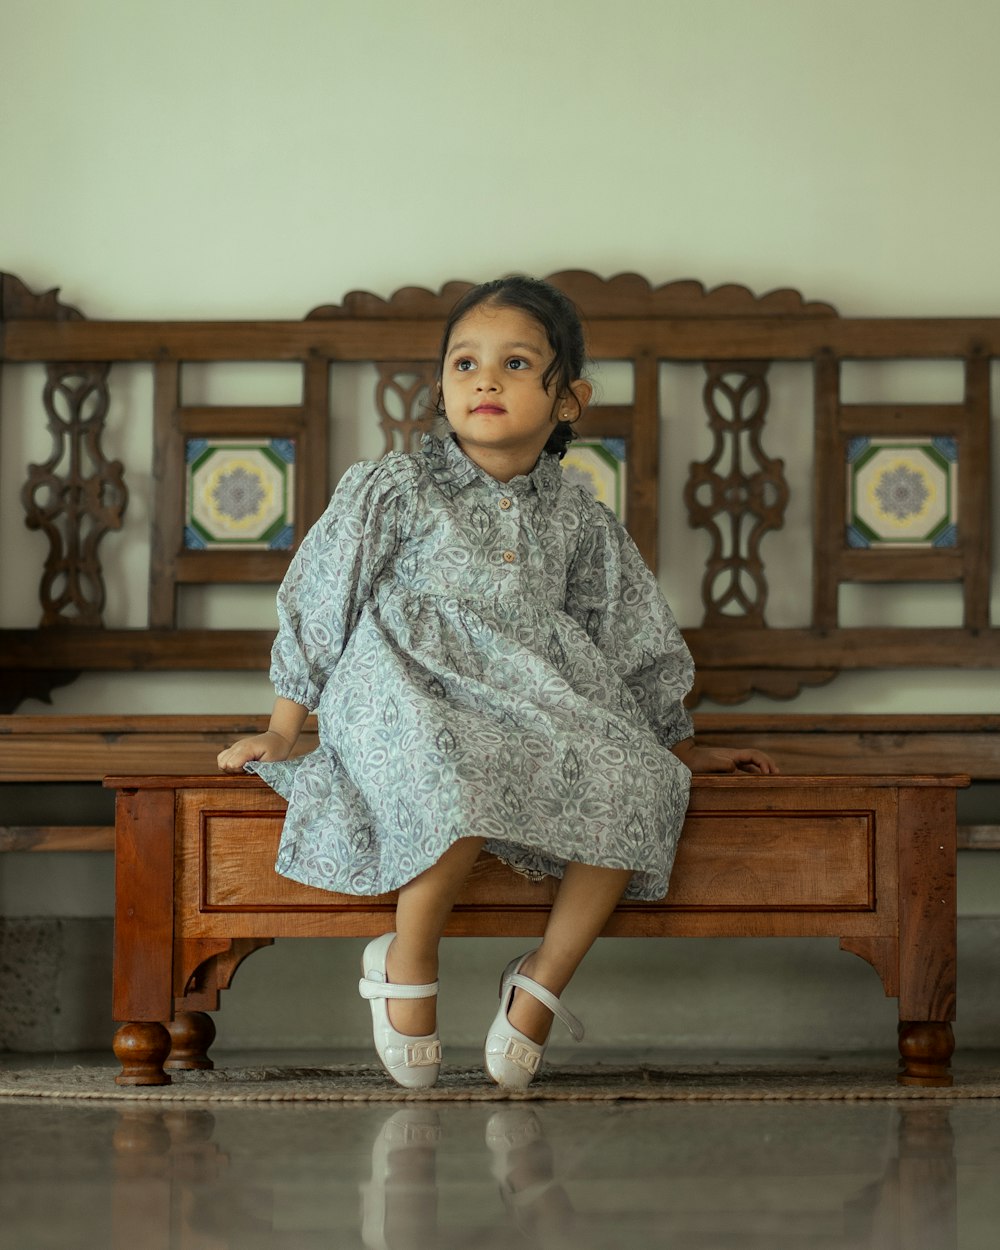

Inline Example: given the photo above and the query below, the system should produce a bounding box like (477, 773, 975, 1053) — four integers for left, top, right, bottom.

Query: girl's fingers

(735, 749, 779, 774)
(217, 739, 263, 771)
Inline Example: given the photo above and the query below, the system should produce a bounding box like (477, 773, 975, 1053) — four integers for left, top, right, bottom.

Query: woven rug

(3, 1059, 999, 1103)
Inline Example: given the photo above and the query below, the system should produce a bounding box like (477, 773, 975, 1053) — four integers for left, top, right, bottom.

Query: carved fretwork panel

(375, 362, 440, 453)
(684, 363, 788, 628)
(21, 363, 127, 626)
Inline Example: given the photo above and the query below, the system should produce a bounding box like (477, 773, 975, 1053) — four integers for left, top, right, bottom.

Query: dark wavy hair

(433, 275, 588, 458)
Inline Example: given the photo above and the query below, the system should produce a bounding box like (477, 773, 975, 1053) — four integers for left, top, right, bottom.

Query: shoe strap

(506, 972, 585, 1042)
(359, 975, 439, 1001)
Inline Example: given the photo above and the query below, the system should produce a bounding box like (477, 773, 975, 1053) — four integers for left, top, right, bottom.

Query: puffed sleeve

(268, 458, 409, 710)
(564, 496, 695, 748)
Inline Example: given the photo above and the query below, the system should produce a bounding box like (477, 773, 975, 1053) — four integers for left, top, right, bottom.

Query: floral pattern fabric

(249, 434, 694, 901)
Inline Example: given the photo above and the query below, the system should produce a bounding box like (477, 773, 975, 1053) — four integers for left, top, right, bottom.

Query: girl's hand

(217, 731, 293, 773)
(671, 741, 780, 775)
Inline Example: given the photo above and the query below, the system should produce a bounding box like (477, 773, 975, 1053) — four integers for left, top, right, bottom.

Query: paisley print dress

(249, 433, 694, 901)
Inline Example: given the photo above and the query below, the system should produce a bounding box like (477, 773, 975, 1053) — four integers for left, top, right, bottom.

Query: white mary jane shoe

(359, 933, 441, 1089)
(484, 952, 584, 1090)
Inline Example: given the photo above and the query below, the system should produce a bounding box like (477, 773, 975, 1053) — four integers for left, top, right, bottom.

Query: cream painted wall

(3, 0, 1000, 721)
(5, 0, 1000, 315)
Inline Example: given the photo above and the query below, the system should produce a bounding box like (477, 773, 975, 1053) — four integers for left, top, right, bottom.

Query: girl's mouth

(474, 404, 506, 414)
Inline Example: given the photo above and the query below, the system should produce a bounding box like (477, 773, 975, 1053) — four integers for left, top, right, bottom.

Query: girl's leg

(504, 862, 632, 1044)
(384, 836, 485, 1036)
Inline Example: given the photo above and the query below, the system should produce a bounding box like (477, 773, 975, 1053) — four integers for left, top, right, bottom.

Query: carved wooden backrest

(0, 269, 994, 709)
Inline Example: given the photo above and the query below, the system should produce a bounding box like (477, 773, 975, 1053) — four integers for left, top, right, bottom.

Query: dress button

(499, 497, 513, 511)
(502, 550, 517, 563)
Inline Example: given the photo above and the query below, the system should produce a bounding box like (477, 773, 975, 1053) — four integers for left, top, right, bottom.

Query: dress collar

(420, 433, 564, 500)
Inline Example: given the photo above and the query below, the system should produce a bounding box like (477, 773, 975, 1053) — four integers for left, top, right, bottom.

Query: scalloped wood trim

(305, 270, 839, 320)
(688, 668, 838, 707)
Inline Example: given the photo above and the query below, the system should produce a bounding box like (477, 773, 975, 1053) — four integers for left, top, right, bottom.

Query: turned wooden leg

(114, 1021, 173, 1086)
(897, 1020, 954, 1087)
(164, 1010, 217, 1071)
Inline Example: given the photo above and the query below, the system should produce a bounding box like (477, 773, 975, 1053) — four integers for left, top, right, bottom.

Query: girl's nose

(476, 365, 501, 391)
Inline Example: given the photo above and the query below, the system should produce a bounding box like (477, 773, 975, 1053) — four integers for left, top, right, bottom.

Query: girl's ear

(564, 378, 593, 421)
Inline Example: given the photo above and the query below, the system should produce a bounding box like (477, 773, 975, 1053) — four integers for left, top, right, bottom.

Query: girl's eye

(455, 359, 475, 372)
(507, 358, 529, 371)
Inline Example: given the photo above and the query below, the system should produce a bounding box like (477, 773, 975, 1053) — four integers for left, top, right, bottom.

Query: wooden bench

(105, 770, 967, 1089)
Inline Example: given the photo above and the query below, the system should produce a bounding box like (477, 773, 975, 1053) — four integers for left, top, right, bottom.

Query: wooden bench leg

(113, 1022, 172, 1086)
(164, 1010, 217, 1071)
(898, 1021, 955, 1087)
(113, 787, 176, 1087)
(896, 787, 957, 1088)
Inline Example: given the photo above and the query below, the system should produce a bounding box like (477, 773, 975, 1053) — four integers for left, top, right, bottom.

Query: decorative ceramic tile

(846, 437, 957, 548)
(185, 438, 296, 550)
(561, 438, 627, 521)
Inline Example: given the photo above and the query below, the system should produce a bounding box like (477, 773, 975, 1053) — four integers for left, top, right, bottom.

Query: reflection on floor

(1, 1052, 999, 1249)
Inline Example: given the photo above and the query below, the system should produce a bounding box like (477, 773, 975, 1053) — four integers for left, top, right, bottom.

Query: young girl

(218, 276, 777, 1091)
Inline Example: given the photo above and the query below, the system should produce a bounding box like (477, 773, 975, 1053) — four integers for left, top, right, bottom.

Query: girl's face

(440, 303, 591, 481)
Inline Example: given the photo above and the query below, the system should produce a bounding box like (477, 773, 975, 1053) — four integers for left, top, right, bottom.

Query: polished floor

(1, 1052, 999, 1249)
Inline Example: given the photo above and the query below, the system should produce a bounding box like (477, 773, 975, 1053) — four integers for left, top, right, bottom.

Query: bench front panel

(174, 783, 900, 940)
